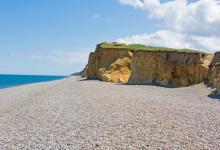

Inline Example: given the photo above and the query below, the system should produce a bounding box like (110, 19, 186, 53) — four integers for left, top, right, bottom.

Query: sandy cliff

(85, 43, 132, 83)
(208, 52, 220, 94)
(84, 42, 213, 87)
(128, 50, 212, 87)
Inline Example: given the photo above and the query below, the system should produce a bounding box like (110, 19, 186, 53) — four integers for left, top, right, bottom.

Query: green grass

(99, 42, 128, 49)
(99, 42, 205, 54)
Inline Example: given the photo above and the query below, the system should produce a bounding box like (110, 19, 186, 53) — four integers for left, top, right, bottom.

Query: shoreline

(0, 76, 220, 149)
(0, 79, 65, 90)
(0, 74, 66, 90)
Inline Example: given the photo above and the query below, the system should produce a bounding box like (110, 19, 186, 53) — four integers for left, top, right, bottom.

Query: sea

(0, 74, 66, 89)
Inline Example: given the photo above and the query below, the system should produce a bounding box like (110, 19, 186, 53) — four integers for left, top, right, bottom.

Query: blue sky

(1, 0, 220, 75)
(0, 0, 157, 75)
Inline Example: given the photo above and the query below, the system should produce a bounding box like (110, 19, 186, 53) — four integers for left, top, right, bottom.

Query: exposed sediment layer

(84, 42, 213, 87)
(85, 43, 132, 83)
(128, 50, 212, 87)
(208, 52, 220, 94)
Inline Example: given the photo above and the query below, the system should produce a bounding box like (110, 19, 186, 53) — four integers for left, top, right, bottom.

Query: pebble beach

(0, 76, 220, 149)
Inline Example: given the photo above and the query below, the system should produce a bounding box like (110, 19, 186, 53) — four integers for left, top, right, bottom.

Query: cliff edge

(84, 42, 132, 83)
(83, 42, 213, 87)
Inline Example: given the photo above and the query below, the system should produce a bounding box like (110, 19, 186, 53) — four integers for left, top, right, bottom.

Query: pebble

(0, 76, 220, 149)
(4, 138, 12, 144)
(95, 141, 102, 147)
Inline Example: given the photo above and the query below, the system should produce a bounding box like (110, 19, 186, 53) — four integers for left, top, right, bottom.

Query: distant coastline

(0, 74, 66, 89)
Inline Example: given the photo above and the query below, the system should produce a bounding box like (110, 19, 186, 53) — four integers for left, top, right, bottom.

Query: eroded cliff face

(209, 66, 220, 94)
(208, 52, 220, 94)
(128, 51, 212, 87)
(84, 43, 213, 87)
(85, 44, 132, 83)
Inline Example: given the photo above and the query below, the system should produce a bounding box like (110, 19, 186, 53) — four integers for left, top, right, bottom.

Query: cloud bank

(118, 0, 220, 52)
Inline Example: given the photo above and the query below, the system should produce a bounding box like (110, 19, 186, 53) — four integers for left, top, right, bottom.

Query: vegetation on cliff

(99, 42, 205, 54)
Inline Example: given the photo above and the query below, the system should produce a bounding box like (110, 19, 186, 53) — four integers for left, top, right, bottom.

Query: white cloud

(30, 49, 89, 64)
(117, 30, 220, 52)
(119, 0, 145, 8)
(118, 0, 220, 52)
(119, 0, 220, 35)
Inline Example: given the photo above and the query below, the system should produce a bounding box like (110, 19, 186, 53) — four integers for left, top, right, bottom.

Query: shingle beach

(0, 76, 220, 149)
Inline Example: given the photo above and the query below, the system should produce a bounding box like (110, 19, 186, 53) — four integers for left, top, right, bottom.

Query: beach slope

(0, 76, 220, 149)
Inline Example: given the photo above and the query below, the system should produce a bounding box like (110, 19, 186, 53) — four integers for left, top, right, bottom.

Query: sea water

(0, 74, 66, 89)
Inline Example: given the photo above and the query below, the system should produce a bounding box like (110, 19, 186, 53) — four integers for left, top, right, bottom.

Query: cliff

(208, 52, 220, 94)
(128, 50, 212, 87)
(84, 42, 213, 87)
(85, 43, 132, 83)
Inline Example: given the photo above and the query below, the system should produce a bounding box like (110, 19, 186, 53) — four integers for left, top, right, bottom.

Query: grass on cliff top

(99, 42, 205, 54)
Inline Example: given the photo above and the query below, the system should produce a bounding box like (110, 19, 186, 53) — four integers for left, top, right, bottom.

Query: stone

(95, 141, 102, 147)
(4, 138, 12, 144)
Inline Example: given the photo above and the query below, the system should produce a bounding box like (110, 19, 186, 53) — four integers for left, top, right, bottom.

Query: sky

(0, 0, 220, 75)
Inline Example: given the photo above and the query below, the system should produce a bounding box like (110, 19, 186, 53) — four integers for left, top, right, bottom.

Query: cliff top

(99, 42, 206, 54)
